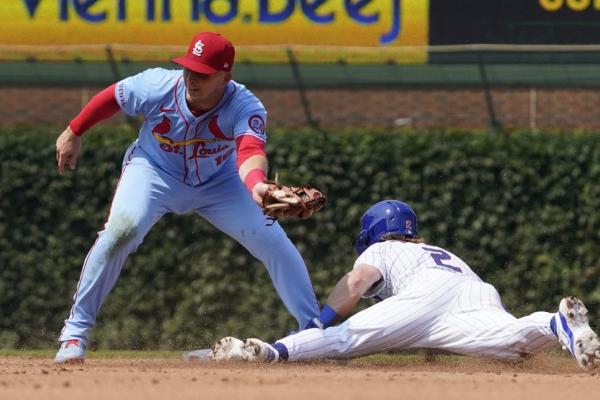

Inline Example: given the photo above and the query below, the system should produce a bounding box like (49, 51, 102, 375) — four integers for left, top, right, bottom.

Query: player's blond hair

(380, 233, 425, 244)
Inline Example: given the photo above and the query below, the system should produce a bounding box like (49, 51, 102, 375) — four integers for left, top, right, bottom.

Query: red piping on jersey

(196, 83, 238, 123)
(174, 76, 191, 183)
(182, 80, 237, 184)
(69, 83, 120, 136)
(59, 233, 98, 341)
(193, 123, 202, 183)
(124, 144, 137, 168)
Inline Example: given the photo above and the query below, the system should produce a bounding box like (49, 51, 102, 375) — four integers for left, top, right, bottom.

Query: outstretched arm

(318, 264, 383, 326)
(56, 83, 120, 175)
(236, 135, 269, 205)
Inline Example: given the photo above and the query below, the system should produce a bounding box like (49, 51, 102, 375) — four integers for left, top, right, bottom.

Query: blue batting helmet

(353, 200, 418, 256)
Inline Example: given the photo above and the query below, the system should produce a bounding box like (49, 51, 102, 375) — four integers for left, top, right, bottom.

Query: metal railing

(2, 44, 600, 130)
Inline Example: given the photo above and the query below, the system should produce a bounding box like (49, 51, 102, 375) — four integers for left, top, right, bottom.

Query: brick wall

(1, 85, 600, 130)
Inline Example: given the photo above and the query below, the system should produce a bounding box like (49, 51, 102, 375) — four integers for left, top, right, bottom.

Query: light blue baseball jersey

(58, 69, 320, 348)
(115, 68, 267, 186)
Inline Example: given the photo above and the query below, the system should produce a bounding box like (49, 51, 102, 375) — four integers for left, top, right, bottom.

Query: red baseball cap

(172, 32, 235, 75)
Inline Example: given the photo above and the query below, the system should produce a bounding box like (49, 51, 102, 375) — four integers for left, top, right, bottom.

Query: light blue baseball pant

(59, 144, 319, 344)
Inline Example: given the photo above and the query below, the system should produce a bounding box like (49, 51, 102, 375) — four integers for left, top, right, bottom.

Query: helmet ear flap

(353, 229, 370, 256)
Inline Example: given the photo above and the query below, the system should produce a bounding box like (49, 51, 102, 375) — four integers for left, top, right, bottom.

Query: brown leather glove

(262, 183, 326, 219)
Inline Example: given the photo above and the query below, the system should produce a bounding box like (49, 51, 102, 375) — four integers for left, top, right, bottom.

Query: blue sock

(271, 342, 289, 361)
(550, 315, 558, 337)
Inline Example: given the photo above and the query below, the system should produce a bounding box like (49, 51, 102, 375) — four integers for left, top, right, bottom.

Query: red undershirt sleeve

(69, 83, 120, 136)
(236, 135, 267, 192)
(235, 135, 266, 168)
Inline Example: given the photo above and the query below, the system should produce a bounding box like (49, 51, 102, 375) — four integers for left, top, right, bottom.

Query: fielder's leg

(58, 149, 172, 350)
(193, 169, 319, 329)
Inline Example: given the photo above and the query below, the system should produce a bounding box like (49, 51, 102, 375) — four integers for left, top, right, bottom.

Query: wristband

(319, 304, 340, 328)
(243, 168, 266, 192)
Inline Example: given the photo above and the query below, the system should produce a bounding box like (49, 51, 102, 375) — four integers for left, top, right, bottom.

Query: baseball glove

(262, 182, 326, 219)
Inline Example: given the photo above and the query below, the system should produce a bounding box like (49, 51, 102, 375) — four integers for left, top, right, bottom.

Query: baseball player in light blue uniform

(209, 200, 600, 370)
(54, 32, 319, 363)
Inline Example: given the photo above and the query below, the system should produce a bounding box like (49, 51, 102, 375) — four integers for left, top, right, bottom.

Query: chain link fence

(2, 44, 600, 129)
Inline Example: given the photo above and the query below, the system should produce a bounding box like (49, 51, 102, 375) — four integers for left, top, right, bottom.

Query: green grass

(0, 348, 460, 361)
(354, 352, 464, 363)
(0, 348, 569, 368)
(0, 348, 475, 365)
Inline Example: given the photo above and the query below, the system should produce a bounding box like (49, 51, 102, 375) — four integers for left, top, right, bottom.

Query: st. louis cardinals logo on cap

(248, 115, 266, 136)
(172, 32, 235, 75)
(192, 40, 205, 57)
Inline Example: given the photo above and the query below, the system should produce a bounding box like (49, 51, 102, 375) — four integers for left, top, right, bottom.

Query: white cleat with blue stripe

(552, 296, 600, 370)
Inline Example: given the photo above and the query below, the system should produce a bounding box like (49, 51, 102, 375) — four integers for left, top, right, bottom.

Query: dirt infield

(0, 352, 598, 400)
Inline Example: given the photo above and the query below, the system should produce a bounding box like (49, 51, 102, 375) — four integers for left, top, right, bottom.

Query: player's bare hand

(251, 181, 269, 206)
(56, 126, 82, 175)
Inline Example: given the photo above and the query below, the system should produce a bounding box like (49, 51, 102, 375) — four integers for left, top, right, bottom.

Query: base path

(0, 352, 596, 400)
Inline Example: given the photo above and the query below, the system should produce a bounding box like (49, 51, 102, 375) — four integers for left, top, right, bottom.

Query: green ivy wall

(1, 126, 599, 349)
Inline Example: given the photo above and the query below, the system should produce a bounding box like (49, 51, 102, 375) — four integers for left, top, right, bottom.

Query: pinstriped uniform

(277, 241, 556, 361)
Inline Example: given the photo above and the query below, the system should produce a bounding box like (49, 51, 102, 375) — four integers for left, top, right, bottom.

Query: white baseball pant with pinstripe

(277, 242, 556, 361)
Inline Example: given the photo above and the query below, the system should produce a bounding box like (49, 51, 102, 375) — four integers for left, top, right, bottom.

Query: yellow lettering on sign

(539, 0, 564, 11)
(567, 0, 591, 11)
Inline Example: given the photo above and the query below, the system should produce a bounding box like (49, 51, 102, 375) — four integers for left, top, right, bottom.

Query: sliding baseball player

(207, 200, 600, 370)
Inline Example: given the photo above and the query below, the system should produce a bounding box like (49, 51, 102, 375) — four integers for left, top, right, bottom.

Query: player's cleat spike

(210, 336, 246, 361)
(242, 338, 279, 363)
(55, 339, 86, 364)
(552, 296, 600, 370)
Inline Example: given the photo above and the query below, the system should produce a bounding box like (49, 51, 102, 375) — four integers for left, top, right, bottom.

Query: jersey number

(422, 246, 462, 273)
